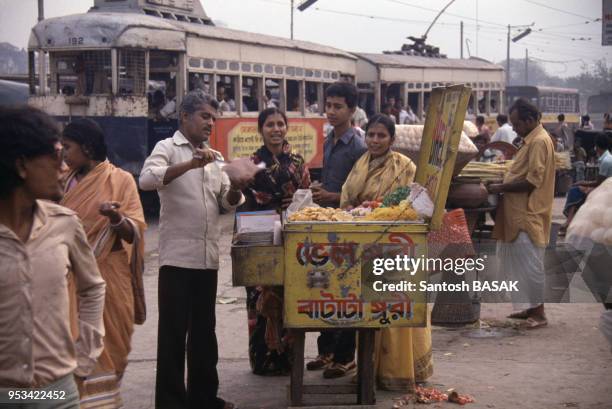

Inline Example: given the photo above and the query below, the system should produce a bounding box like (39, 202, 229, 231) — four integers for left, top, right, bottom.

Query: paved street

(122, 199, 612, 409)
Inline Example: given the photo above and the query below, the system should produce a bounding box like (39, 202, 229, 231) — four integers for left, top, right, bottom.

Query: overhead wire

(520, 0, 598, 20)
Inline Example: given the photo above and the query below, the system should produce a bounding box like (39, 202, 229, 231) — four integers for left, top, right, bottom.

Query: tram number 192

(68, 37, 84, 46)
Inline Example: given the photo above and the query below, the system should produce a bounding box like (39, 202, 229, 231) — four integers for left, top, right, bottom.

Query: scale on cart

(231, 85, 471, 407)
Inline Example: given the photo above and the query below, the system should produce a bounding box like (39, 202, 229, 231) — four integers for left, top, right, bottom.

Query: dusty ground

(121, 198, 612, 409)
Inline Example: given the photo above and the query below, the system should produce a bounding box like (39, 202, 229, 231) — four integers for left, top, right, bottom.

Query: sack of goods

(555, 152, 572, 170)
(392, 124, 479, 176)
(567, 178, 612, 249)
(462, 120, 479, 138)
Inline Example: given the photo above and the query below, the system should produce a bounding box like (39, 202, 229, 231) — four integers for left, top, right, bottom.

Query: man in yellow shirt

(488, 99, 555, 329)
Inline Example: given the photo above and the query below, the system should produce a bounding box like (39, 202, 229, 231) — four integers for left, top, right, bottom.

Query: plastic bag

(220, 157, 262, 187)
(286, 189, 319, 217)
(408, 183, 434, 218)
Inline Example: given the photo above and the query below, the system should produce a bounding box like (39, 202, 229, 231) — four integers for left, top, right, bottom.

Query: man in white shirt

(140, 90, 248, 409)
(491, 114, 517, 144)
(0, 106, 105, 407)
(352, 105, 368, 129)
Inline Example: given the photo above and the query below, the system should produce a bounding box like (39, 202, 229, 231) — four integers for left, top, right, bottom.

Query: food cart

(232, 85, 471, 407)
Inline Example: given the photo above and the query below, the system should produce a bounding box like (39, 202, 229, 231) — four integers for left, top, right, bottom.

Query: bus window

(264, 79, 280, 109)
(217, 75, 238, 112)
(188, 72, 212, 93)
(51, 50, 111, 96)
(119, 50, 146, 96)
(242, 76, 261, 112)
(286, 79, 301, 112)
(306, 81, 319, 114)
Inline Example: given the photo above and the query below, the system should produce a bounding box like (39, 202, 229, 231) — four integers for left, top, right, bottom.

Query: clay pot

(447, 177, 488, 208)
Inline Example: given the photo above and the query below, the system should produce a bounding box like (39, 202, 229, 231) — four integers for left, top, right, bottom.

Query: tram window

(254, 64, 263, 73)
(230, 61, 240, 71)
(416, 83, 422, 89)
(305, 70, 314, 78)
(217, 75, 237, 112)
(118, 50, 146, 96)
(52, 50, 111, 96)
(424, 82, 430, 89)
(424, 92, 431, 113)
(188, 72, 212, 93)
(189, 17, 200, 23)
(175, 15, 187, 22)
(265, 65, 273, 74)
(203, 59, 214, 69)
(314, 71, 322, 78)
(286, 80, 301, 112)
(265, 79, 280, 109)
(407, 93, 419, 121)
(242, 63, 252, 72)
(242, 76, 261, 112)
(296, 67, 304, 76)
(286, 67, 296, 76)
(275, 66, 284, 75)
(407, 83, 414, 89)
(490, 90, 501, 113)
(189, 58, 201, 68)
(161, 12, 173, 19)
(217, 60, 228, 70)
(306, 82, 319, 113)
(331, 72, 339, 80)
(323, 71, 330, 79)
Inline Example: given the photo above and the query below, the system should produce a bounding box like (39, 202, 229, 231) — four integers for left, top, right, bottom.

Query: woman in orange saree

(60, 118, 146, 408)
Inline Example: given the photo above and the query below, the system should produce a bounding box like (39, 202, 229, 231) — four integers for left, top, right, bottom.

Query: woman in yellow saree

(60, 119, 146, 408)
(341, 114, 433, 392)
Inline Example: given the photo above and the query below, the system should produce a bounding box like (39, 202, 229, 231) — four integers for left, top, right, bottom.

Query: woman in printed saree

(340, 114, 433, 391)
(243, 108, 310, 375)
(60, 118, 146, 408)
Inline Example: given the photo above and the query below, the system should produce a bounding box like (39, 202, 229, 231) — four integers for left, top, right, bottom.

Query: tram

(27, 0, 504, 175)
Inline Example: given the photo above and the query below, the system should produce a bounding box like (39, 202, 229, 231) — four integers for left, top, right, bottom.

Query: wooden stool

(289, 329, 376, 408)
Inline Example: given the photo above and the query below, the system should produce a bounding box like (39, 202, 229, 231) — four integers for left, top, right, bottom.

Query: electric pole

(525, 49, 529, 85)
(460, 21, 464, 59)
(506, 25, 510, 87)
(38, 0, 44, 21)
(290, 0, 294, 40)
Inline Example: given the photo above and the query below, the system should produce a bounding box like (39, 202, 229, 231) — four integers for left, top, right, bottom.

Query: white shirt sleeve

(139, 140, 171, 191)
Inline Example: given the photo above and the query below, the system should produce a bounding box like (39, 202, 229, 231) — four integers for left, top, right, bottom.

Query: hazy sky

(0, 0, 607, 77)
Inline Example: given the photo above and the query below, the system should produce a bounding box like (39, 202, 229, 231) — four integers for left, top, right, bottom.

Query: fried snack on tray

(363, 200, 418, 221)
(288, 207, 354, 222)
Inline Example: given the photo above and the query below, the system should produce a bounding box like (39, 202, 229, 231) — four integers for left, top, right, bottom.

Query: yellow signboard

(283, 222, 429, 329)
(226, 121, 319, 163)
(416, 85, 471, 230)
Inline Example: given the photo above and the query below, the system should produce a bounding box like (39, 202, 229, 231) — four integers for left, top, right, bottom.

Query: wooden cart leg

(357, 329, 376, 405)
(290, 330, 305, 406)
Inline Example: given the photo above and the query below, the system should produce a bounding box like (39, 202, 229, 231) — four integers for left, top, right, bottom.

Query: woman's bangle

(110, 216, 126, 228)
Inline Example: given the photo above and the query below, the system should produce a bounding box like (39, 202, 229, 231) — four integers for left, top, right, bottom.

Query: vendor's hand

(281, 196, 294, 210)
(224, 158, 260, 189)
(487, 183, 504, 194)
(311, 187, 332, 205)
(99, 201, 122, 223)
(579, 186, 593, 194)
(191, 148, 216, 169)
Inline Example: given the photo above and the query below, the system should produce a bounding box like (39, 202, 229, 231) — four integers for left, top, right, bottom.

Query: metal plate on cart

(231, 244, 284, 286)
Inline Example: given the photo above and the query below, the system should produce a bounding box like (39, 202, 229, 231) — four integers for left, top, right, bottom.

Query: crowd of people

(1, 80, 611, 409)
